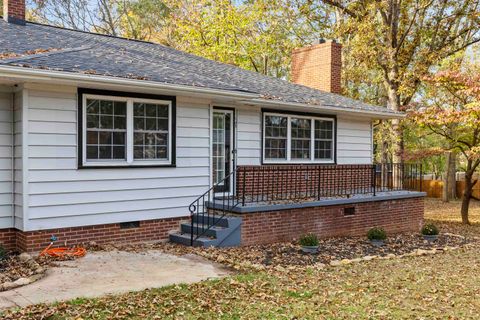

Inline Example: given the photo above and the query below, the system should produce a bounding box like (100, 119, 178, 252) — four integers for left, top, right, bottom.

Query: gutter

(0, 65, 260, 100)
(0, 65, 404, 118)
(244, 98, 405, 119)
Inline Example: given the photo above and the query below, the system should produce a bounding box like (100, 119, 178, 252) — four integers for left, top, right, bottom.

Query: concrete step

(170, 215, 242, 247)
(181, 222, 226, 238)
(192, 215, 231, 227)
(168, 232, 217, 247)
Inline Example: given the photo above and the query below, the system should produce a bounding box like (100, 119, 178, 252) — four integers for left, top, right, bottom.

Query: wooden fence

(419, 179, 480, 199)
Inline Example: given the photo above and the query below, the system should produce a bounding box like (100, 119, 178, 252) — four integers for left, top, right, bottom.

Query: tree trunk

(461, 162, 475, 225)
(386, 80, 403, 189)
(442, 151, 456, 202)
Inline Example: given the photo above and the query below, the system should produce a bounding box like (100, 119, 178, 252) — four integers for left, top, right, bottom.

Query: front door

(212, 109, 234, 193)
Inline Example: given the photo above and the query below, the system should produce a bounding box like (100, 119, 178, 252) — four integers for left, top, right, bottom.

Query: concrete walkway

(0, 250, 230, 309)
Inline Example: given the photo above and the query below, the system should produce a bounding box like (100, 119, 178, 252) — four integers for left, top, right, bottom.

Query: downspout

(11, 91, 15, 228)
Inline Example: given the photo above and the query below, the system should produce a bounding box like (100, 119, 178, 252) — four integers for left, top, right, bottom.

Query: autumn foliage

(409, 68, 480, 224)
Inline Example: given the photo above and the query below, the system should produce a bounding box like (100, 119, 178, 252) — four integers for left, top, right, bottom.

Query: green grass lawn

(4, 199, 480, 319)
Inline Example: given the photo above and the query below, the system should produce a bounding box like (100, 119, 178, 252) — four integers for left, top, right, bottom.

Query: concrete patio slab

(0, 250, 230, 309)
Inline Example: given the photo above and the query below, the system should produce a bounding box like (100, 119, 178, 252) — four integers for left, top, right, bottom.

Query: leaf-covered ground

(424, 198, 480, 237)
(3, 245, 480, 319)
(3, 198, 480, 319)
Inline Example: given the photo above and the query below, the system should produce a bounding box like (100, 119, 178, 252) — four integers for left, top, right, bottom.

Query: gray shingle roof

(0, 20, 398, 115)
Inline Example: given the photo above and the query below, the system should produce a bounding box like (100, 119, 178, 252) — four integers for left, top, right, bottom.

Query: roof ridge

(12, 19, 158, 45)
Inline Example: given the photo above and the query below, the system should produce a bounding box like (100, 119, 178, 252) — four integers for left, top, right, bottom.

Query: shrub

(421, 223, 439, 236)
(299, 233, 319, 247)
(367, 227, 387, 241)
(0, 245, 6, 260)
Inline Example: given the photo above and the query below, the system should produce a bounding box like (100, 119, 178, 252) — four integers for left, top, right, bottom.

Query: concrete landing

(0, 250, 229, 309)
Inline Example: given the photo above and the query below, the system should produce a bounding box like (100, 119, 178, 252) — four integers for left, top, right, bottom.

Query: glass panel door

(213, 110, 232, 192)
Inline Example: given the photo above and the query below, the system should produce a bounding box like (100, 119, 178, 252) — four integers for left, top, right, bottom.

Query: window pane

(158, 118, 168, 131)
(133, 102, 170, 160)
(99, 146, 112, 159)
(114, 101, 126, 115)
(146, 118, 156, 130)
(100, 100, 113, 115)
(314, 120, 334, 160)
(134, 117, 144, 130)
(157, 105, 168, 117)
(86, 131, 98, 144)
(100, 115, 113, 129)
(114, 116, 126, 129)
(86, 146, 98, 159)
(264, 115, 287, 160)
(84, 98, 126, 162)
(146, 105, 156, 117)
(134, 103, 145, 116)
(99, 132, 112, 145)
(113, 132, 125, 145)
(86, 99, 99, 114)
(87, 115, 99, 128)
(113, 146, 125, 159)
(134, 146, 143, 159)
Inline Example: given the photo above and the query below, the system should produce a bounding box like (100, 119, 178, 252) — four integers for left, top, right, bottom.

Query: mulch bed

(86, 232, 474, 271)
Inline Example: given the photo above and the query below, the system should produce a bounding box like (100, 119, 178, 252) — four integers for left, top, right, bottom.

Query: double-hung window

(81, 91, 175, 167)
(263, 112, 335, 163)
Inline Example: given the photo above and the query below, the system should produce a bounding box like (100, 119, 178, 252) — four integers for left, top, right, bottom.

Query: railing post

(372, 165, 376, 196)
(420, 163, 423, 192)
(242, 167, 246, 206)
(316, 166, 320, 200)
(190, 202, 195, 246)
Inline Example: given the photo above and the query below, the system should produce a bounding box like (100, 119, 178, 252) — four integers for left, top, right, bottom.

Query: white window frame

(82, 94, 173, 167)
(262, 112, 335, 164)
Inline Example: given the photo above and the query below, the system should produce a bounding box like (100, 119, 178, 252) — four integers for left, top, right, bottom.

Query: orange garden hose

(39, 243, 87, 258)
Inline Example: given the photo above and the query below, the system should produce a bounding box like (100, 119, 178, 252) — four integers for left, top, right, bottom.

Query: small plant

(421, 223, 439, 236)
(0, 244, 6, 260)
(367, 227, 387, 241)
(299, 233, 319, 247)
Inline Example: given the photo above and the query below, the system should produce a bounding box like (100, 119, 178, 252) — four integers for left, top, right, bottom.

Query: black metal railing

(188, 169, 240, 245)
(188, 163, 422, 245)
(236, 163, 423, 205)
(374, 163, 423, 193)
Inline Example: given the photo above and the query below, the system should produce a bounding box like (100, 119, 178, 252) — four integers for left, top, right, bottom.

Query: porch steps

(169, 215, 242, 247)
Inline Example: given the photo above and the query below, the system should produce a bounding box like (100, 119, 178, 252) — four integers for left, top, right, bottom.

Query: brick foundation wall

(235, 197, 424, 246)
(0, 228, 17, 251)
(0, 216, 187, 252)
(236, 165, 373, 201)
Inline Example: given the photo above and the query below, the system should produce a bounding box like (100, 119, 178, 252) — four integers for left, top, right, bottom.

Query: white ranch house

(0, 0, 425, 251)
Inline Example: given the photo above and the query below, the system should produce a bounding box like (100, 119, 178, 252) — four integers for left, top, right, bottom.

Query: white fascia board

(244, 98, 405, 119)
(0, 65, 260, 100)
(0, 65, 404, 119)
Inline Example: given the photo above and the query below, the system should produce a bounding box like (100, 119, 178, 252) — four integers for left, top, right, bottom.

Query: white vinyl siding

(0, 90, 13, 228)
(24, 88, 210, 230)
(236, 106, 261, 166)
(336, 116, 373, 164)
(237, 112, 372, 166)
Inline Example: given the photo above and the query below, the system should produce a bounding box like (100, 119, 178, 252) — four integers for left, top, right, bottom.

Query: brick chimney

(291, 39, 342, 94)
(3, 0, 26, 25)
